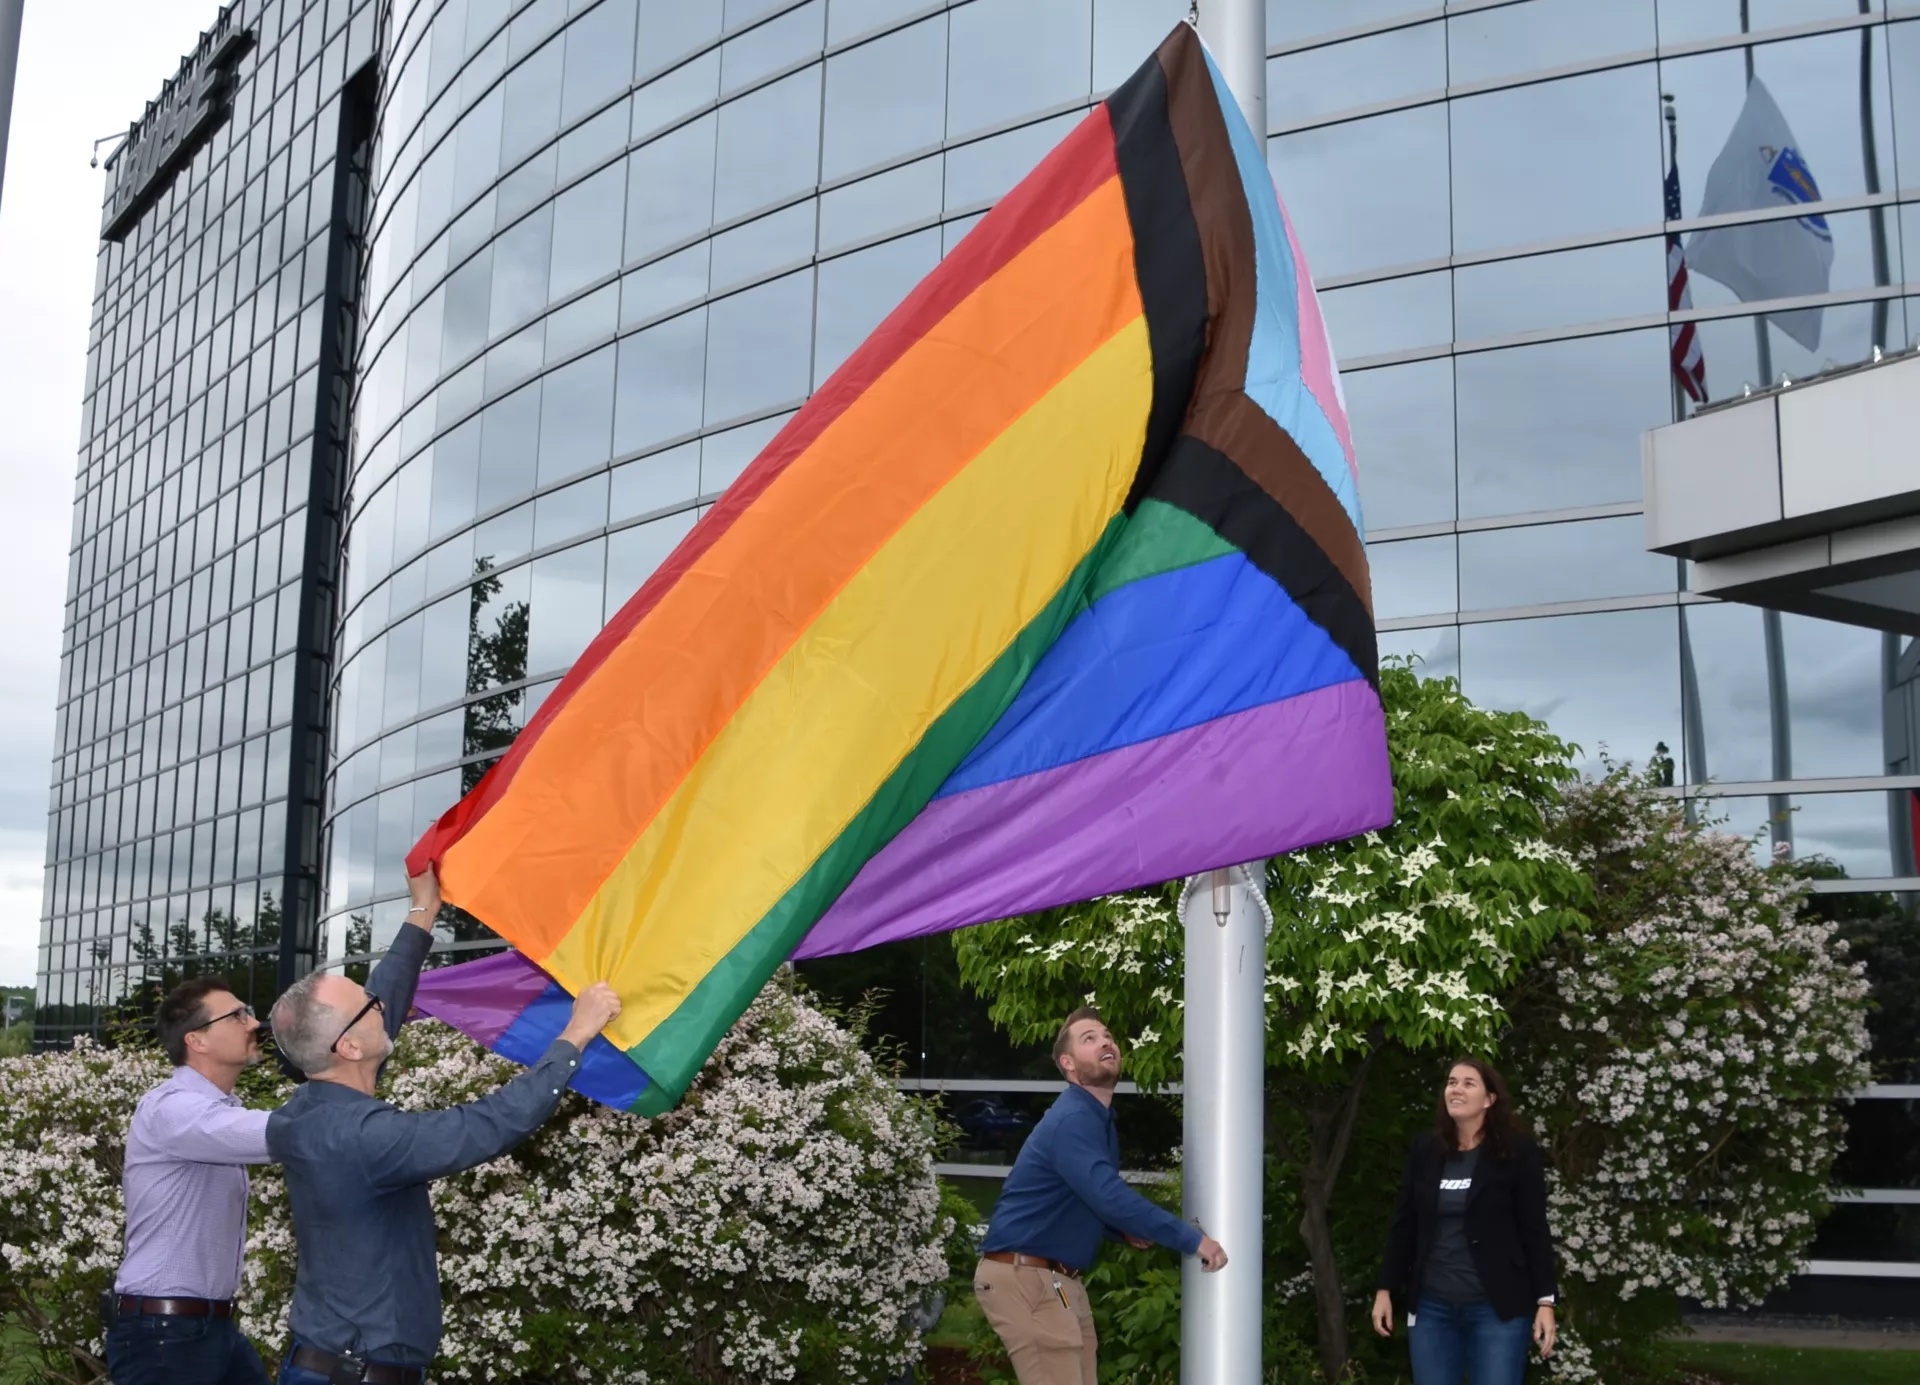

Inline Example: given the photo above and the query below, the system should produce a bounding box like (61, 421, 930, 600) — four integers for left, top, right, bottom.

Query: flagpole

(1738, 2, 1795, 854)
(0, 0, 23, 214)
(1182, 2, 1266, 1379)
(1665, 95, 1710, 803)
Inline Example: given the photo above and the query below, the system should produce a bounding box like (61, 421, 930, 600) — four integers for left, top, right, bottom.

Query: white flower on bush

(1514, 773, 1872, 1381)
(4, 982, 956, 1385)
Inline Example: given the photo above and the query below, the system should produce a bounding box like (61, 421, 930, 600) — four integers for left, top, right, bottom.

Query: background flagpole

(1183, 4, 1267, 1379)
(0, 0, 24, 214)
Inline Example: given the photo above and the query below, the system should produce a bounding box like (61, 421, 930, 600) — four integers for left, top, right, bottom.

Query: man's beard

(1077, 1055, 1121, 1090)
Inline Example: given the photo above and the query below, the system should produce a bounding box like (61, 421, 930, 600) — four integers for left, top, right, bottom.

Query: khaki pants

(974, 1256, 1098, 1385)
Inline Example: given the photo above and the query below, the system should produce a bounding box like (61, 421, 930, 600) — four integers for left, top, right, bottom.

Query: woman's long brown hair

(1433, 1057, 1525, 1159)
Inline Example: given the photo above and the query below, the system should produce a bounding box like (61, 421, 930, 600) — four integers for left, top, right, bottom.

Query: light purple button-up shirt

(115, 1066, 272, 1299)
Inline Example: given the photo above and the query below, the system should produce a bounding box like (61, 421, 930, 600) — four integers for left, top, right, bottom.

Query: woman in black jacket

(1371, 1058, 1558, 1384)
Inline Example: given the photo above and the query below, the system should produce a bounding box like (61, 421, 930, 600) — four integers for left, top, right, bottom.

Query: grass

(1662, 1340, 1920, 1385)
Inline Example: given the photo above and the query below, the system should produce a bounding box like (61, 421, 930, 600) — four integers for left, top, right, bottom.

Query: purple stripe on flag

(792, 676, 1392, 959)
(412, 948, 556, 1047)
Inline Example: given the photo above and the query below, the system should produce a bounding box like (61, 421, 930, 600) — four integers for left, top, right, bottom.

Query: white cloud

(0, 2, 220, 987)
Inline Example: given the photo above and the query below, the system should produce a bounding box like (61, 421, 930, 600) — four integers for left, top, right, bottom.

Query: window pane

(1449, 64, 1662, 256)
(1267, 0, 1430, 48)
(823, 17, 947, 182)
(1449, 0, 1656, 88)
(605, 510, 698, 618)
(705, 271, 814, 424)
(814, 230, 940, 386)
(1461, 607, 1681, 776)
(1458, 517, 1676, 612)
(614, 307, 709, 455)
(1320, 270, 1451, 361)
(1691, 301, 1911, 402)
(1345, 358, 1454, 531)
(1454, 329, 1668, 520)
(702, 412, 791, 495)
(1655, 0, 1879, 48)
(709, 201, 817, 294)
(944, 111, 1080, 214)
(501, 33, 564, 168)
(626, 115, 718, 264)
(1094, 0, 1189, 94)
(489, 204, 554, 338)
(819, 155, 943, 254)
(638, 0, 723, 76)
(621, 242, 712, 327)
(535, 344, 617, 487)
(829, 0, 933, 45)
(560, 0, 638, 127)
(528, 539, 607, 674)
(1269, 104, 1450, 279)
(1454, 238, 1666, 343)
(1781, 613, 1887, 779)
(1368, 536, 1457, 622)
(610, 442, 700, 522)
(631, 50, 720, 144)
(946, 0, 1091, 140)
(1268, 21, 1443, 128)
(1379, 624, 1460, 683)
(548, 164, 626, 301)
(714, 66, 823, 223)
(721, 0, 824, 97)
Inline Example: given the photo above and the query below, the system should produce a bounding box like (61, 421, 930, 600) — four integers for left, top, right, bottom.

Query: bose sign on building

(100, 4, 252, 242)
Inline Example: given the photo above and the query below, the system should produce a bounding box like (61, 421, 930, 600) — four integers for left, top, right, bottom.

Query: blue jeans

(1407, 1295, 1530, 1385)
(106, 1312, 269, 1385)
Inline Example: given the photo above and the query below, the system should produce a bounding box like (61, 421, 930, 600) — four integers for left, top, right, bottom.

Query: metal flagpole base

(1179, 864, 1269, 1383)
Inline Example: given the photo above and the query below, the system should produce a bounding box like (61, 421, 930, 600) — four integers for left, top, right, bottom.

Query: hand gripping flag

(407, 24, 1394, 1113)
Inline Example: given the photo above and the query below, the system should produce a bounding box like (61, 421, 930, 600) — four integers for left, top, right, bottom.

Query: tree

(953, 663, 1591, 1379)
(1505, 771, 1873, 1381)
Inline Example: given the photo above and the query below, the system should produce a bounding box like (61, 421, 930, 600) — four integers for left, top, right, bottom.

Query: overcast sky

(0, 2, 213, 985)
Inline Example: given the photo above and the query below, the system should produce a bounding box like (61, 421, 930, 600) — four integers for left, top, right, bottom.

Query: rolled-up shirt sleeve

(367, 921, 433, 1040)
(353, 1041, 580, 1189)
(140, 1087, 273, 1165)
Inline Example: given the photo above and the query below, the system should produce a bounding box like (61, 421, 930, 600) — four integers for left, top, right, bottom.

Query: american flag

(1665, 159, 1707, 403)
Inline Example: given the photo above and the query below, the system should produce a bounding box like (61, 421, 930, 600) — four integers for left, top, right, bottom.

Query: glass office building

(42, 0, 1919, 1292)
(38, 0, 380, 1043)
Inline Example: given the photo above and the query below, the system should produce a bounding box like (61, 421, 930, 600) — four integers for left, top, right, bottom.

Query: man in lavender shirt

(108, 974, 275, 1385)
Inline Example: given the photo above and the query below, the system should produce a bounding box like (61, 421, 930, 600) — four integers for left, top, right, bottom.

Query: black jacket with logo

(1376, 1131, 1559, 1321)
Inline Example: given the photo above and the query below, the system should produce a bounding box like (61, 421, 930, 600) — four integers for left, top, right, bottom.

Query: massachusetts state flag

(1686, 77, 1834, 351)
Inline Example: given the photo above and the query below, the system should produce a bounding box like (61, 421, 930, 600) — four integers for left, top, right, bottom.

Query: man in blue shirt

(265, 869, 620, 1383)
(975, 1007, 1227, 1384)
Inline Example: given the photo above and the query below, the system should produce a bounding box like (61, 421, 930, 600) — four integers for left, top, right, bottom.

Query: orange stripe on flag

(438, 174, 1144, 961)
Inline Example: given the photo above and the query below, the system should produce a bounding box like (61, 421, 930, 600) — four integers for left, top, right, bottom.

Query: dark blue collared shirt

(980, 1084, 1200, 1271)
(267, 924, 580, 1365)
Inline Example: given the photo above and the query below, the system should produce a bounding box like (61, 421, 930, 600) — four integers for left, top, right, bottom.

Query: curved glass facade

(319, 0, 1920, 965)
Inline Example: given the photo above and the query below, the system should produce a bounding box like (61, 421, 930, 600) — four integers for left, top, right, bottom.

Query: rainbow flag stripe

(410, 25, 1392, 1112)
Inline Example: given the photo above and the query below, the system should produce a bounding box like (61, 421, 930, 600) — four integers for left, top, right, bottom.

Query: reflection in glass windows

(814, 230, 940, 385)
(713, 66, 823, 223)
(1448, 0, 1654, 89)
(1458, 518, 1676, 612)
(946, 0, 1091, 140)
(1267, 20, 1443, 128)
(1367, 536, 1458, 622)
(705, 270, 815, 424)
(1344, 358, 1455, 531)
(1454, 330, 1669, 520)
(822, 16, 947, 182)
(1449, 64, 1662, 256)
(1453, 238, 1666, 344)
(1270, 104, 1450, 279)
(1460, 608, 1682, 775)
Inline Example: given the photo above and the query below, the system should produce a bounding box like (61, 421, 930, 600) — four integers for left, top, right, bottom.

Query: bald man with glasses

(265, 868, 621, 1384)
(107, 975, 274, 1385)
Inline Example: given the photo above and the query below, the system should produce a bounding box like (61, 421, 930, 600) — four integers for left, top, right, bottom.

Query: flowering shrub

(3, 982, 960, 1384)
(0, 1038, 169, 1384)
(1512, 770, 1872, 1381)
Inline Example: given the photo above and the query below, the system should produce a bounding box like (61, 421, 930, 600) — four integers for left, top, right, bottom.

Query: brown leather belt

(289, 1343, 425, 1385)
(983, 1250, 1082, 1280)
(116, 1295, 234, 1319)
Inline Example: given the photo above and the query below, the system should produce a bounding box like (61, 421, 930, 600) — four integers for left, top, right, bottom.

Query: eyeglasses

(189, 1003, 255, 1032)
(329, 994, 385, 1056)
